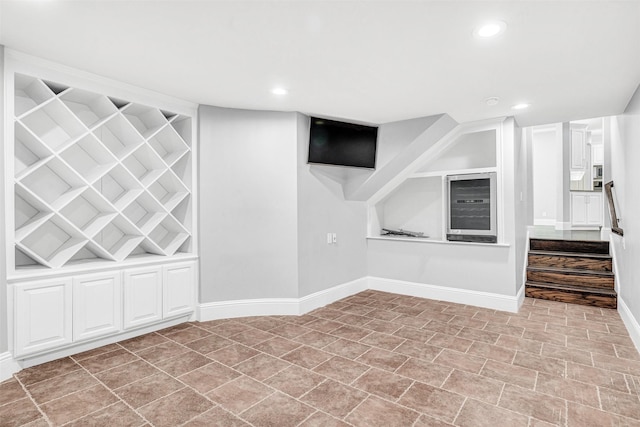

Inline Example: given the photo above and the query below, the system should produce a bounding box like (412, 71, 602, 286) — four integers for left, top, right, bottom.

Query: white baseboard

(1, 352, 21, 382)
(555, 221, 572, 230)
(618, 297, 640, 353)
(198, 277, 368, 322)
(368, 277, 524, 313)
(533, 219, 556, 226)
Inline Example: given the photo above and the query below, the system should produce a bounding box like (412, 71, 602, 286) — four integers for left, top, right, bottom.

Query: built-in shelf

(12, 73, 194, 271)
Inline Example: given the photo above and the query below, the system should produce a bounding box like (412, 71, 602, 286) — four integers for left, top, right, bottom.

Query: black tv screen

(308, 117, 377, 169)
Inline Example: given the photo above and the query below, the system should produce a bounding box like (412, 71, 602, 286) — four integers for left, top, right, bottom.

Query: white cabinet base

(73, 272, 122, 342)
(163, 262, 195, 318)
(124, 267, 163, 329)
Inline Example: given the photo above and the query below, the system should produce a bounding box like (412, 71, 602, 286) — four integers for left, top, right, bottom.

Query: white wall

(296, 114, 368, 297)
(610, 85, 640, 346)
(531, 127, 559, 225)
(0, 45, 7, 353)
(198, 106, 299, 302)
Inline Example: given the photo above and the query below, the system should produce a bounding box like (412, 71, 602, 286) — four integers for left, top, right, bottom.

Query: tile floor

(1, 291, 640, 427)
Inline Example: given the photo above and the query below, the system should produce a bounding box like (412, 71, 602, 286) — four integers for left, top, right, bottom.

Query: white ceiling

(1, 1, 639, 127)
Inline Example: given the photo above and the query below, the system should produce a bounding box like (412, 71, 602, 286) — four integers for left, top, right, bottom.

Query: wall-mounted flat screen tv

(308, 117, 378, 169)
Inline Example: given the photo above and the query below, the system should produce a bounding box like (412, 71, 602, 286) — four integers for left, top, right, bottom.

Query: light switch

(327, 233, 332, 244)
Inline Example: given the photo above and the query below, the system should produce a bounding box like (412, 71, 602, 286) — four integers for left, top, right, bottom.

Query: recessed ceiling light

(271, 87, 288, 96)
(485, 97, 500, 106)
(512, 103, 530, 110)
(474, 21, 507, 38)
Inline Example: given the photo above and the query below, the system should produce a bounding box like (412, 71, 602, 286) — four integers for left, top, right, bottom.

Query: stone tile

(206, 376, 273, 414)
(542, 343, 593, 365)
(364, 309, 399, 321)
(336, 313, 373, 327)
(183, 406, 250, 427)
(201, 320, 253, 337)
(392, 315, 429, 329)
(155, 350, 211, 376)
(313, 307, 349, 320)
(473, 310, 512, 325)
(599, 387, 640, 420)
(454, 398, 529, 427)
(0, 397, 42, 427)
(163, 325, 212, 344)
(567, 318, 609, 332)
(352, 368, 413, 399)
(184, 333, 232, 354)
(282, 346, 333, 369)
(299, 411, 351, 427)
(607, 322, 632, 336)
(27, 368, 98, 404)
(398, 381, 465, 423)
(393, 326, 435, 342)
(156, 322, 192, 335)
(508, 316, 547, 332)
(294, 330, 339, 349)
(265, 365, 324, 398)
(329, 325, 371, 341)
(114, 372, 184, 408)
(498, 384, 566, 425)
(179, 361, 240, 393)
(66, 401, 144, 427)
(313, 356, 370, 384)
(536, 373, 600, 408)
(139, 387, 213, 427)
(240, 392, 315, 427)
(323, 338, 371, 359)
(341, 304, 375, 316)
(230, 328, 276, 346)
(208, 343, 259, 366)
(484, 322, 525, 337)
(16, 357, 80, 386)
(76, 348, 139, 374)
(249, 317, 287, 331)
(119, 332, 169, 352)
(301, 379, 367, 418)
(363, 319, 402, 334)
(253, 336, 302, 357)
(567, 335, 616, 357)
(357, 347, 408, 371)
(346, 396, 420, 427)
(530, 313, 567, 326)
(567, 401, 638, 427)
(433, 349, 486, 374)
(545, 323, 589, 338)
(513, 351, 566, 376)
(413, 414, 455, 426)
(496, 335, 543, 354)
(305, 318, 343, 333)
(40, 384, 118, 425)
(136, 340, 189, 364)
(449, 315, 488, 329)
(566, 361, 630, 393)
(523, 329, 567, 346)
(393, 340, 442, 361)
(456, 326, 500, 345)
(270, 323, 311, 339)
(442, 369, 504, 405)
(359, 331, 405, 350)
(428, 332, 473, 352)
(234, 353, 291, 380)
(395, 357, 453, 387)
(593, 353, 640, 376)
(480, 359, 537, 390)
(423, 320, 462, 335)
(95, 359, 159, 389)
(0, 378, 27, 406)
(616, 345, 640, 361)
(71, 343, 121, 361)
(467, 341, 516, 364)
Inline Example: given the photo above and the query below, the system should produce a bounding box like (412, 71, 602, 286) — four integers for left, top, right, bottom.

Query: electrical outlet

(332, 233, 337, 243)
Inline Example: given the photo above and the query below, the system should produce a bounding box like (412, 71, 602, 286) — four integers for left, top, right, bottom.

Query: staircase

(525, 238, 616, 309)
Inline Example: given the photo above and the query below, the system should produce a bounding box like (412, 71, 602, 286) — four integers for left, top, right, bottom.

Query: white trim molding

(368, 277, 524, 313)
(198, 276, 523, 322)
(618, 297, 640, 353)
(1, 352, 21, 382)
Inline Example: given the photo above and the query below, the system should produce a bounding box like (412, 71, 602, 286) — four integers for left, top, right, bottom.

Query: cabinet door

(73, 272, 122, 342)
(14, 279, 72, 357)
(570, 128, 587, 169)
(587, 194, 603, 226)
(163, 261, 195, 318)
(571, 193, 588, 225)
(124, 267, 163, 329)
(592, 144, 604, 165)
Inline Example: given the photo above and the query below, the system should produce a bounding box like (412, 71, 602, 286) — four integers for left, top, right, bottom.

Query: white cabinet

(571, 192, 603, 226)
(14, 278, 72, 357)
(163, 262, 195, 318)
(570, 125, 588, 170)
(592, 144, 604, 165)
(123, 266, 163, 329)
(73, 272, 122, 341)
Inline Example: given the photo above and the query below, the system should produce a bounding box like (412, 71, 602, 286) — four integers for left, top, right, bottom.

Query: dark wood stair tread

(526, 281, 617, 296)
(528, 250, 612, 260)
(527, 265, 614, 277)
(529, 238, 609, 254)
